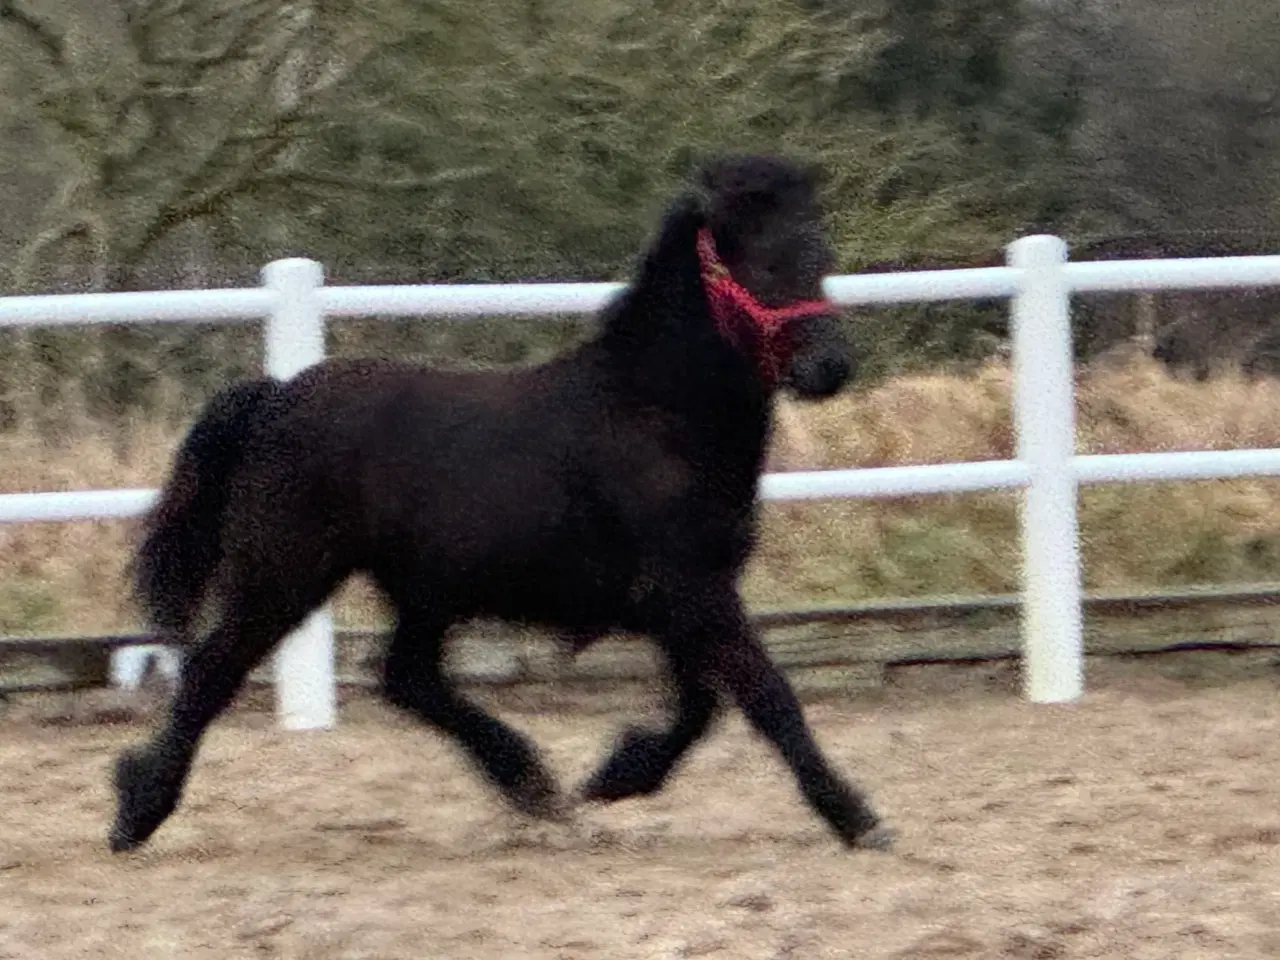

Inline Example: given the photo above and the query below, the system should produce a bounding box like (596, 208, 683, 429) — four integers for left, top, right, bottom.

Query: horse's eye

(762, 253, 792, 280)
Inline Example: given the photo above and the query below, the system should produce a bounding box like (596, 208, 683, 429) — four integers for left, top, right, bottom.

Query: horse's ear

(694, 154, 729, 193)
(696, 157, 767, 225)
(645, 190, 708, 268)
(697, 153, 820, 209)
(801, 160, 827, 191)
(669, 189, 709, 226)
(696, 154, 772, 199)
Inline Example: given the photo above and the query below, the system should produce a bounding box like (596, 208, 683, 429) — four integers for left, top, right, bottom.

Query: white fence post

(262, 258, 336, 731)
(1008, 235, 1084, 703)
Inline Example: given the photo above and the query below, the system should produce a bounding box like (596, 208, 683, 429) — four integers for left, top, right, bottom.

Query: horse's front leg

(612, 577, 892, 850)
(579, 637, 721, 802)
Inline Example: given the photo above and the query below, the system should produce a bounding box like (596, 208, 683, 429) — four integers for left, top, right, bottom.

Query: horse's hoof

(108, 827, 141, 853)
(524, 791, 575, 825)
(108, 748, 151, 852)
(576, 772, 623, 804)
(851, 824, 897, 851)
(108, 743, 180, 853)
(506, 769, 570, 824)
(576, 726, 668, 803)
(575, 779, 610, 804)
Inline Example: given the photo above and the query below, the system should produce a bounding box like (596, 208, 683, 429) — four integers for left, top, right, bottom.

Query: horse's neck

(588, 217, 776, 481)
(587, 338, 774, 488)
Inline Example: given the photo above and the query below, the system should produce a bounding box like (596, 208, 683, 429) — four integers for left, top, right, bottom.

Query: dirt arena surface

(4, 659, 1280, 959)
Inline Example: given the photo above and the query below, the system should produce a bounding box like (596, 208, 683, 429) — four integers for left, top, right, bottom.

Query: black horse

(110, 153, 894, 853)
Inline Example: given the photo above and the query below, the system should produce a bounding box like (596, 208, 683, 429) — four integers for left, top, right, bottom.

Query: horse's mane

(595, 191, 707, 344)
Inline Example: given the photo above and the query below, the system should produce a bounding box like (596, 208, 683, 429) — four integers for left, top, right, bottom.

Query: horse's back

(237, 358, 609, 584)
(220, 354, 757, 623)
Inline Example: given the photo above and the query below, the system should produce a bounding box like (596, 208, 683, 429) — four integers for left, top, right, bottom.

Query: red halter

(696, 227, 835, 385)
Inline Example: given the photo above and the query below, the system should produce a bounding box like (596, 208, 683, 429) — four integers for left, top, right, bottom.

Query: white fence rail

(5, 235, 1280, 729)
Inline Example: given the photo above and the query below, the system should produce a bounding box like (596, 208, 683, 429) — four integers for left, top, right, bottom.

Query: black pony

(110, 153, 894, 853)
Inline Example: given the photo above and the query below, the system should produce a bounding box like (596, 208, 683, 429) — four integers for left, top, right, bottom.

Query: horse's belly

(471, 545, 637, 630)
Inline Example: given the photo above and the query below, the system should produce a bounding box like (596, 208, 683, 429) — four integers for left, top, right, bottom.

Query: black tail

(131, 377, 283, 640)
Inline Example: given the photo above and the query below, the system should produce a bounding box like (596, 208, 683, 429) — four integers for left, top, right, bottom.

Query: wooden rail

(5, 583, 1280, 697)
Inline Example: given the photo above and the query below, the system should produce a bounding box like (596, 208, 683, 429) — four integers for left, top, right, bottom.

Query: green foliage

(264, 0, 1087, 375)
(0, 0, 1095, 433)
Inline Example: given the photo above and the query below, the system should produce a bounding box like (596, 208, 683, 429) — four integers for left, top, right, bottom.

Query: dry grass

(4, 355, 1280, 636)
(747, 355, 1280, 606)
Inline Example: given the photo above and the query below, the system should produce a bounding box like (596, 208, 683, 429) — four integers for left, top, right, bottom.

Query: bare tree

(0, 0, 444, 292)
(1062, 0, 1280, 235)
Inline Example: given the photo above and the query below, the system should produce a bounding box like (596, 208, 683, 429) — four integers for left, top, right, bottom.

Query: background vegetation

(3, 357, 1280, 635)
(1, 0, 1279, 633)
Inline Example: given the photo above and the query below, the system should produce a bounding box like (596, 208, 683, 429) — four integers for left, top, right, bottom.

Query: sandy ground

(4, 660, 1280, 959)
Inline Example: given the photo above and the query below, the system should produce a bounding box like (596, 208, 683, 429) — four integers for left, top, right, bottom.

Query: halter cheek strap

(696, 227, 835, 384)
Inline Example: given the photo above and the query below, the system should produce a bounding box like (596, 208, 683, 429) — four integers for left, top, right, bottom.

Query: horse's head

(695, 154, 856, 400)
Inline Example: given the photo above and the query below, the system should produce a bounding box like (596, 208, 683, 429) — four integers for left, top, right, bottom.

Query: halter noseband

(696, 226, 835, 385)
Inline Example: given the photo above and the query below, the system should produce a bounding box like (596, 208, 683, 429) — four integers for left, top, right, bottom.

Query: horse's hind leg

(380, 605, 566, 821)
(109, 578, 336, 852)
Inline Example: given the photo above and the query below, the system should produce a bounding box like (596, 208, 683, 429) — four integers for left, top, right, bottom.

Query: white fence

(5, 234, 1280, 729)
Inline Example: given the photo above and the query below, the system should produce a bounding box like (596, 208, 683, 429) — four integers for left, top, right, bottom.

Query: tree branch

(252, 167, 495, 194)
(222, 113, 317, 147)
(11, 208, 111, 292)
(10, 0, 399, 292)
(0, 0, 66, 65)
(82, 134, 290, 282)
(127, 0, 284, 73)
